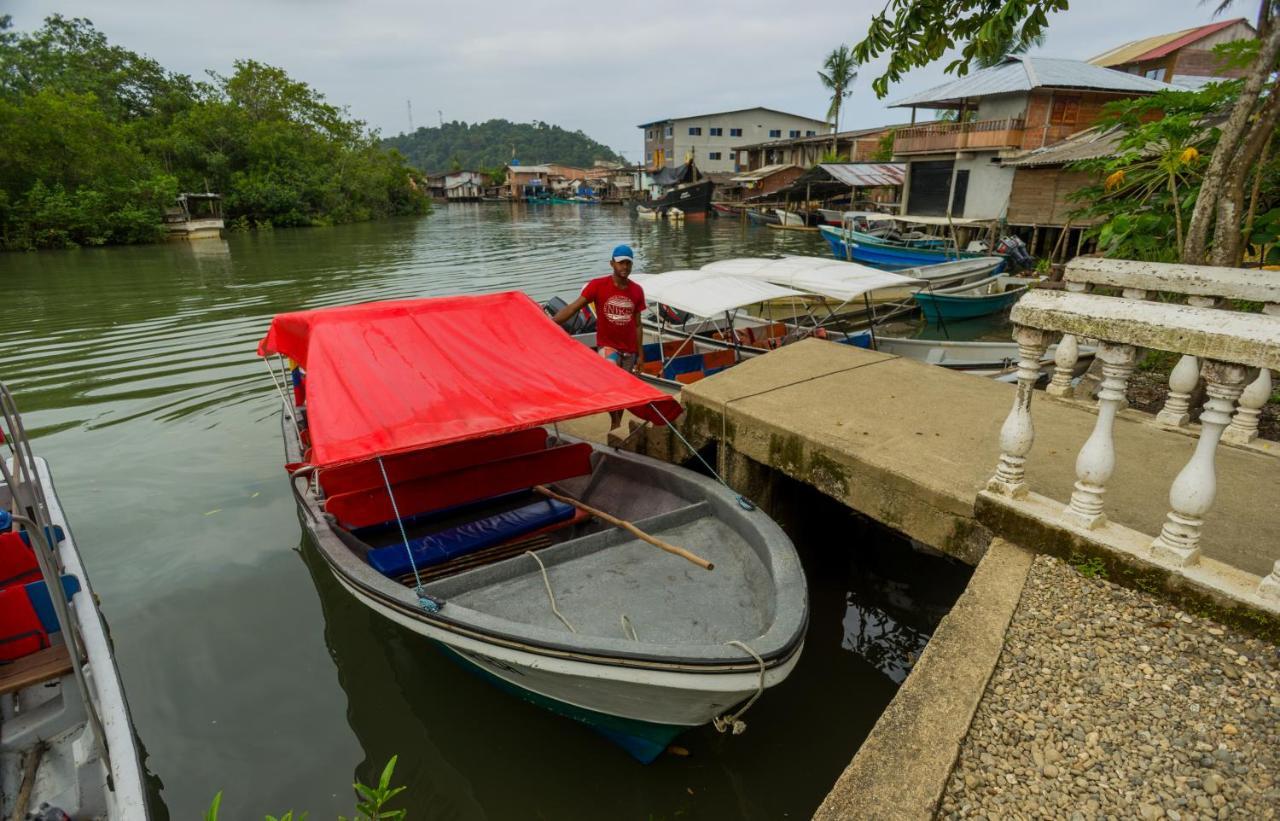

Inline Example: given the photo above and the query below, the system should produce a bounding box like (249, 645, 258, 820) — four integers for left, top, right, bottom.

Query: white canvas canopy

(700, 257, 924, 303)
(631, 271, 810, 318)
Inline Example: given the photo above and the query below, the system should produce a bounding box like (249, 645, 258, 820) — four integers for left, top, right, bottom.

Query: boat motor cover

(257, 292, 682, 468)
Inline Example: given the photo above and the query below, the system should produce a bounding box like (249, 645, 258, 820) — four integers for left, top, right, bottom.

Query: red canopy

(257, 292, 683, 467)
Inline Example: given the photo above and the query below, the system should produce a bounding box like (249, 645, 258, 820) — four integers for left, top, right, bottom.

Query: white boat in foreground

(0, 385, 147, 819)
(260, 293, 807, 763)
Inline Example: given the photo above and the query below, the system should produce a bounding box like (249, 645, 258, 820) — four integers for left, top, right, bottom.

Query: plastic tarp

(700, 257, 924, 303)
(257, 292, 683, 468)
(631, 271, 811, 318)
(651, 162, 697, 186)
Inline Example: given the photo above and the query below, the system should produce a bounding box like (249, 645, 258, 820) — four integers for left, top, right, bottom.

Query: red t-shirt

(581, 275, 645, 354)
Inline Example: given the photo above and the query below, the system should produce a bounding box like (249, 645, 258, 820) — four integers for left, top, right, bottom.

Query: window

(789, 129, 800, 138)
(730, 128, 742, 137)
(688, 127, 702, 135)
(1049, 96, 1081, 126)
(709, 152, 721, 160)
(646, 152, 652, 164)
(709, 127, 722, 136)
(805, 130, 816, 137)
(664, 125, 672, 137)
(769, 129, 781, 138)
(1144, 67, 1165, 81)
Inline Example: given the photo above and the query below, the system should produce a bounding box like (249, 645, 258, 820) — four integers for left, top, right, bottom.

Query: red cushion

(318, 428, 550, 497)
(0, 583, 48, 662)
(0, 532, 40, 590)
(325, 442, 595, 529)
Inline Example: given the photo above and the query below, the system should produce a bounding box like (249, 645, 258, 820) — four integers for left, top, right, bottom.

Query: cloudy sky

(8, 0, 1237, 160)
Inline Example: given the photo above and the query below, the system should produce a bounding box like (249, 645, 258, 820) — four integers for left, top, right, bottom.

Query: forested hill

(384, 120, 625, 172)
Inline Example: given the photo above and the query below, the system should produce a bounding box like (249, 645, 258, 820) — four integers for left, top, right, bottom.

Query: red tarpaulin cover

(257, 292, 683, 467)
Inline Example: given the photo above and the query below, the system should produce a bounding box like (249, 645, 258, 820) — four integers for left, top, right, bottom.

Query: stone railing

(1047, 258, 1279, 446)
(986, 286, 1280, 602)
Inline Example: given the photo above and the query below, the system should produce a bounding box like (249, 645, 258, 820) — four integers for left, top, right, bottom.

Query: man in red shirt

(552, 244, 646, 431)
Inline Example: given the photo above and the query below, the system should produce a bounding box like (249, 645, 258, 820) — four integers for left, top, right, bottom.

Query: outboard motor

(996, 235, 1035, 271)
(542, 296, 597, 335)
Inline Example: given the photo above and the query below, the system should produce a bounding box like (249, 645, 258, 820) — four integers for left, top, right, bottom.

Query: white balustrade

(987, 325, 1053, 499)
(1223, 368, 1272, 446)
(1046, 334, 1078, 398)
(1260, 561, 1280, 602)
(1150, 361, 1249, 566)
(1062, 343, 1137, 529)
(1156, 355, 1200, 427)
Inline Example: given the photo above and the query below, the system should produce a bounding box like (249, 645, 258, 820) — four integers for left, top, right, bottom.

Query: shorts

(598, 346, 638, 372)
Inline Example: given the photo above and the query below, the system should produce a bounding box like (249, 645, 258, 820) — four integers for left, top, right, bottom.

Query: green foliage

(383, 119, 624, 173)
(1069, 552, 1108, 580)
(870, 130, 894, 162)
(817, 45, 857, 126)
(206, 756, 405, 821)
(851, 0, 1070, 97)
(1065, 65, 1280, 264)
(0, 16, 429, 250)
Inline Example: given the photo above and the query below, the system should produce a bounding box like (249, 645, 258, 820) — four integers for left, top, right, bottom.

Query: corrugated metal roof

(730, 163, 798, 182)
(1001, 126, 1125, 167)
(890, 57, 1173, 108)
(1090, 19, 1247, 66)
(637, 107, 830, 128)
(818, 163, 905, 187)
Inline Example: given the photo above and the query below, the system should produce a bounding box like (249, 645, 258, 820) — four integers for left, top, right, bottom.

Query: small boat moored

(259, 293, 808, 763)
(912, 275, 1037, 323)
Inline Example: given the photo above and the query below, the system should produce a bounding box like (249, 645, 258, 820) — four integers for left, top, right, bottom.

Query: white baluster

(1264, 302, 1280, 317)
(1187, 295, 1220, 308)
(1156, 355, 1200, 427)
(1063, 342, 1137, 529)
(987, 325, 1053, 499)
(1122, 288, 1149, 300)
(1223, 368, 1271, 446)
(1259, 561, 1280, 603)
(1046, 334, 1079, 398)
(1151, 361, 1248, 566)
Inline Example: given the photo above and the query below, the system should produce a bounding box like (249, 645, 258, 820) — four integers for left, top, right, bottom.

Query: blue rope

(377, 456, 441, 613)
(648, 404, 756, 511)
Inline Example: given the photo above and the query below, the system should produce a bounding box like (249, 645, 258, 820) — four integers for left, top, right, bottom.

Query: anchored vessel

(260, 293, 807, 762)
(0, 385, 147, 819)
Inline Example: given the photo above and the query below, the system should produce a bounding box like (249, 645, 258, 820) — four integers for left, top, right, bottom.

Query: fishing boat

(635, 205, 659, 220)
(164, 192, 224, 240)
(260, 294, 807, 763)
(0, 384, 148, 819)
(872, 337, 1097, 379)
(913, 276, 1035, 323)
(744, 208, 780, 226)
(649, 179, 715, 217)
(820, 225, 1003, 270)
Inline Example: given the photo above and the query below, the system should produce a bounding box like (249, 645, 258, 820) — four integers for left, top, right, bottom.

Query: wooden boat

(745, 209, 780, 226)
(873, 337, 1097, 378)
(649, 179, 714, 217)
(913, 275, 1034, 323)
(0, 384, 148, 819)
(819, 225, 1004, 271)
(164, 192, 223, 240)
(261, 294, 806, 763)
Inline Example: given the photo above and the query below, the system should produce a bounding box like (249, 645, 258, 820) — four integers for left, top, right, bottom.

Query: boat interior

(301, 424, 791, 651)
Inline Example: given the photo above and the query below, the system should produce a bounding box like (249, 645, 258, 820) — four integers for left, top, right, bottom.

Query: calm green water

(2, 205, 970, 819)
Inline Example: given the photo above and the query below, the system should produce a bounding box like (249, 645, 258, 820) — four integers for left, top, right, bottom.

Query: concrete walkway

(677, 339, 1279, 578)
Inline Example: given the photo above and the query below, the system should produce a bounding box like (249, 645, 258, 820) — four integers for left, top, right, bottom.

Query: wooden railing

(893, 118, 1026, 155)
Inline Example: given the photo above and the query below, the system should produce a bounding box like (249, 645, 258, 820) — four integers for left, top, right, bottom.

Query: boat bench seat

(0, 576, 81, 663)
(655, 349, 738, 384)
(0, 525, 65, 591)
(325, 442, 595, 530)
(366, 498, 575, 579)
(640, 340, 696, 362)
(0, 643, 73, 696)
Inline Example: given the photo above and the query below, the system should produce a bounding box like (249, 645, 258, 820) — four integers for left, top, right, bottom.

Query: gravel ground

(1126, 370, 1280, 443)
(940, 556, 1280, 819)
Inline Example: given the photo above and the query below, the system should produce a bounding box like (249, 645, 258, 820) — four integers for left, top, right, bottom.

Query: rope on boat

(712, 640, 766, 736)
(645, 403, 756, 511)
(378, 456, 440, 613)
(526, 550, 576, 633)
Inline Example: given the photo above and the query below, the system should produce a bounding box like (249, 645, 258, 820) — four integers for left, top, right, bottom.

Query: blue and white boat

(819, 224, 1007, 271)
(913, 275, 1035, 323)
(262, 294, 807, 763)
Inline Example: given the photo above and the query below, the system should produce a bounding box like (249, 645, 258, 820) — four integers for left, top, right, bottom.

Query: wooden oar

(533, 485, 714, 571)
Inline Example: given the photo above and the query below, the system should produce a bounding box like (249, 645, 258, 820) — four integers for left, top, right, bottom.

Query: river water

(2, 205, 971, 819)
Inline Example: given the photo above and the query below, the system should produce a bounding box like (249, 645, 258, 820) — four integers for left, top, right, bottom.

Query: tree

(818, 45, 857, 154)
(974, 30, 1047, 69)
(851, 0, 1278, 266)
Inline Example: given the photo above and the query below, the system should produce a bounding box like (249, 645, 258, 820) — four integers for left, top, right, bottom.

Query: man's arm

(551, 294, 590, 325)
(633, 321, 644, 372)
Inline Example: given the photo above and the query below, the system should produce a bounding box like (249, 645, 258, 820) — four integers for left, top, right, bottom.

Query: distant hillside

(383, 119, 625, 173)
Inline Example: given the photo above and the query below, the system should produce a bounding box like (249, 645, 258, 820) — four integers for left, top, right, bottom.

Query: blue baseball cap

(611, 244, 634, 262)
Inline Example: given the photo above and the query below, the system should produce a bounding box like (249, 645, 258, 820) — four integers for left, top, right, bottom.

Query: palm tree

(974, 30, 1046, 69)
(818, 45, 857, 155)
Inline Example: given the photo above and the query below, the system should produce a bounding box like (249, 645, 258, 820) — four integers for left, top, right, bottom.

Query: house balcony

(893, 118, 1026, 155)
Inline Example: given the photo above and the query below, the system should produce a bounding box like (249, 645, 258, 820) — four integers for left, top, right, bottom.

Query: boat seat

(675, 371, 705, 384)
(0, 576, 81, 663)
(638, 361, 663, 377)
(366, 498, 575, 579)
(0, 532, 41, 590)
(661, 354, 704, 379)
(701, 349, 736, 370)
(0, 644, 73, 696)
(318, 428, 549, 498)
(325, 442, 595, 529)
(641, 342, 663, 361)
(661, 339, 695, 359)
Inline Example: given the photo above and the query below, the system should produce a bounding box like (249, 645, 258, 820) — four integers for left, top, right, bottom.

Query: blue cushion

(642, 342, 662, 361)
(367, 499, 575, 578)
(662, 354, 704, 378)
(837, 331, 873, 349)
(18, 525, 65, 549)
(26, 575, 81, 633)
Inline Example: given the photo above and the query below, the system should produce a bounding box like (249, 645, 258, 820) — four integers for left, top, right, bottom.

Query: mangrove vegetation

(0, 15, 430, 251)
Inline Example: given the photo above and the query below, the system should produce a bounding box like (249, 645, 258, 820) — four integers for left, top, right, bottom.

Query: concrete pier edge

(811, 539, 1035, 821)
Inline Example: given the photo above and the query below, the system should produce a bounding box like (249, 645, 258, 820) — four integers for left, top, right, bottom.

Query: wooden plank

(0, 644, 72, 696)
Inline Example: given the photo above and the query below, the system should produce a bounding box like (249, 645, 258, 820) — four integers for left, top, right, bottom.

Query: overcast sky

(7, 0, 1237, 161)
